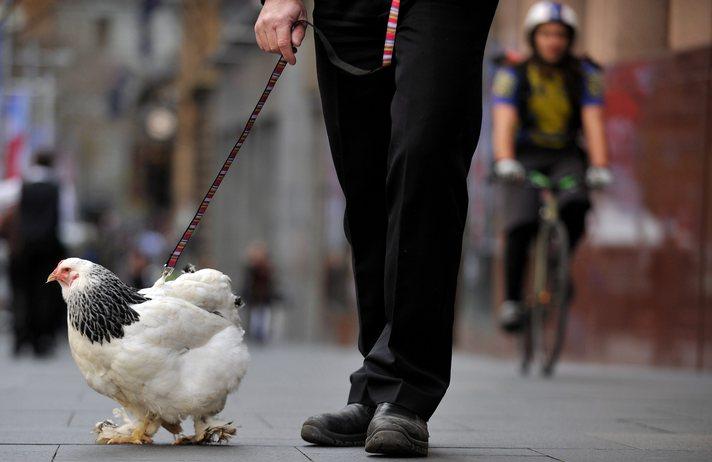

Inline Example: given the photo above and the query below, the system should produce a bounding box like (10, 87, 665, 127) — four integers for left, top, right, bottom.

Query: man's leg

(300, 9, 394, 447)
(361, 0, 498, 421)
(10, 256, 28, 355)
(313, 25, 395, 406)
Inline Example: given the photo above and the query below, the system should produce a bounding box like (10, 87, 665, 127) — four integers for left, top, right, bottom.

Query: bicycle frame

(521, 170, 574, 376)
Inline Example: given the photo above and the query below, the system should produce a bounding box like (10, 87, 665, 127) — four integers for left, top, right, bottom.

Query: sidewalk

(1, 338, 711, 461)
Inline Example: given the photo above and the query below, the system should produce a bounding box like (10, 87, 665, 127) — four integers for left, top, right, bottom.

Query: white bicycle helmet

(524, 1, 579, 37)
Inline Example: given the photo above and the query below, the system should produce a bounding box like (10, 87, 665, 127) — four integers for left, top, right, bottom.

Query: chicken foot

(173, 416, 236, 445)
(104, 413, 157, 445)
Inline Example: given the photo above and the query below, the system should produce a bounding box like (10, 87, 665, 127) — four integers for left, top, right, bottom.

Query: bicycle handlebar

(491, 169, 579, 192)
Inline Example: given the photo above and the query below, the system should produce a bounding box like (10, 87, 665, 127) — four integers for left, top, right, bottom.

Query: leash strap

(163, 57, 288, 275)
(302, 0, 401, 75)
(163, 5, 401, 275)
(383, 0, 400, 66)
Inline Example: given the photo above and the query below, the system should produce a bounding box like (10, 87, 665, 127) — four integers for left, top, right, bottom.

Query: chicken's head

(47, 258, 94, 295)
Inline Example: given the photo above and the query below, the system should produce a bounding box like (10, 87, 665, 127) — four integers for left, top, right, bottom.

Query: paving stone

(54, 444, 308, 462)
(301, 446, 550, 461)
(538, 448, 712, 462)
(0, 445, 58, 462)
(590, 433, 712, 450)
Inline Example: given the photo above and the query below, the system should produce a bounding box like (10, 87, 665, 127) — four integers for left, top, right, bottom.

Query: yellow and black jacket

(493, 57, 604, 152)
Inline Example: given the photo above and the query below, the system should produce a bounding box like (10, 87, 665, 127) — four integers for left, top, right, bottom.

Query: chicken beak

(46, 271, 58, 283)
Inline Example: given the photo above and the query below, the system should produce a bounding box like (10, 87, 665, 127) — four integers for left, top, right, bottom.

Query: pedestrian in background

(1, 151, 66, 357)
(242, 241, 279, 344)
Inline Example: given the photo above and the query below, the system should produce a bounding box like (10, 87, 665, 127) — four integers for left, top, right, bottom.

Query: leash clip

(161, 265, 174, 279)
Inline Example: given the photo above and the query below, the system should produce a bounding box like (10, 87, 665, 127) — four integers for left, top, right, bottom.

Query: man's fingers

(291, 23, 306, 47)
(276, 25, 296, 64)
(253, 1, 307, 59)
(266, 28, 279, 55)
(262, 30, 272, 53)
(255, 23, 270, 52)
(254, 23, 264, 51)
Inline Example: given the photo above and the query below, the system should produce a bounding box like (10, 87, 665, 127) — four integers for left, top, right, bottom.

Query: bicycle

(502, 170, 577, 377)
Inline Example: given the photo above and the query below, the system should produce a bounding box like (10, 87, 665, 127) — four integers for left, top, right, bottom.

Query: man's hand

(255, 0, 307, 65)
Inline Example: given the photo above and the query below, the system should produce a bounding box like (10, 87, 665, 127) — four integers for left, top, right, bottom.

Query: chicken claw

(172, 434, 197, 445)
(202, 424, 237, 444)
(106, 433, 153, 445)
(101, 414, 156, 444)
(173, 420, 237, 445)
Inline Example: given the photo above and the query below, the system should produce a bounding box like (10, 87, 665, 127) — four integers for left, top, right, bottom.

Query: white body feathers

(66, 265, 249, 430)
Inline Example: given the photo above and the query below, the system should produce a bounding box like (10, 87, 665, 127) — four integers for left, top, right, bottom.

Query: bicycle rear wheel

(531, 220, 570, 377)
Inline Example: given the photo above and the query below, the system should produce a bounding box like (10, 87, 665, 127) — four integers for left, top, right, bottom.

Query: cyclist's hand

(586, 166, 613, 189)
(494, 158, 526, 182)
(255, 0, 307, 65)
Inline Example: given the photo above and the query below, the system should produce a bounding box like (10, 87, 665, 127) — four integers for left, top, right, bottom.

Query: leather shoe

(301, 403, 375, 446)
(365, 403, 429, 457)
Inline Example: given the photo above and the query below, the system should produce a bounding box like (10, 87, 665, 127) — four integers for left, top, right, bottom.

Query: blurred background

(0, 0, 709, 370)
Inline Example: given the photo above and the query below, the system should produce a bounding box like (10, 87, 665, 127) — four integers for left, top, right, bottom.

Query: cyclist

(491, 1, 612, 332)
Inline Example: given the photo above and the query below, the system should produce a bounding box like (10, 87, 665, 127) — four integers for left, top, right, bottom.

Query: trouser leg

(560, 201, 588, 251)
(504, 222, 539, 302)
(10, 256, 28, 353)
(358, 0, 498, 420)
(314, 16, 394, 407)
(559, 200, 589, 304)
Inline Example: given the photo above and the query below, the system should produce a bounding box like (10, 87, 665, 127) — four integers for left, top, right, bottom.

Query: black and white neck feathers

(66, 264, 147, 344)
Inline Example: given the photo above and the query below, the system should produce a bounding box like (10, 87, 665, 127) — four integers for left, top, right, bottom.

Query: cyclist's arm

(493, 105, 518, 161)
(580, 62, 609, 167)
(581, 105, 608, 167)
(491, 67, 520, 161)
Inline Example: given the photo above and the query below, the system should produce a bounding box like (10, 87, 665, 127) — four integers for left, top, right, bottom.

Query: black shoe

(365, 403, 429, 457)
(301, 403, 375, 447)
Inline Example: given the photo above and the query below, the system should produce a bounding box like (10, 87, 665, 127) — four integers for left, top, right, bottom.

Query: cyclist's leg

(314, 10, 394, 407)
(560, 201, 588, 249)
(359, 0, 498, 421)
(505, 221, 539, 302)
(501, 152, 545, 301)
(550, 155, 590, 303)
(550, 155, 590, 250)
(500, 171, 539, 331)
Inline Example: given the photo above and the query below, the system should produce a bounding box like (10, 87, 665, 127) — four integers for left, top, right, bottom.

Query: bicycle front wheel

(531, 220, 570, 377)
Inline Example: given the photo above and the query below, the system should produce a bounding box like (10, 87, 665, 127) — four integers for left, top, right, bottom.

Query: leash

(162, 3, 401, 277)
(162, 56, 288, 277)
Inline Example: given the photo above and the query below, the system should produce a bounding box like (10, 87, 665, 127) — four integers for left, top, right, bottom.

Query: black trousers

(11, 243, 65, 355)
(314, 0, 498, 420)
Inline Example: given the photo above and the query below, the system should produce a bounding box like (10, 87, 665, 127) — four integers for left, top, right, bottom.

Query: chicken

(47, 258, 249, 445)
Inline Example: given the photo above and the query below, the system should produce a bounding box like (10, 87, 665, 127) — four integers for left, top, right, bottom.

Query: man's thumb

(291, 22, 306, 47)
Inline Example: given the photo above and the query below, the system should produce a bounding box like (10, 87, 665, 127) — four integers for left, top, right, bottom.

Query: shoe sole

(365, 429, 428, 457)
(300, 424, 365, 447)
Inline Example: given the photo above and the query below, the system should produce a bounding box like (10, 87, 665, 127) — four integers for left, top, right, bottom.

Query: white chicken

(47, 258, 249, 445)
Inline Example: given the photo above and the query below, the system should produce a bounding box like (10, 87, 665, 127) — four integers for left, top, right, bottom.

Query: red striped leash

(382, 0, 400, 66)
(162, 4, 401, 276)
(162, 56, 288, 277)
